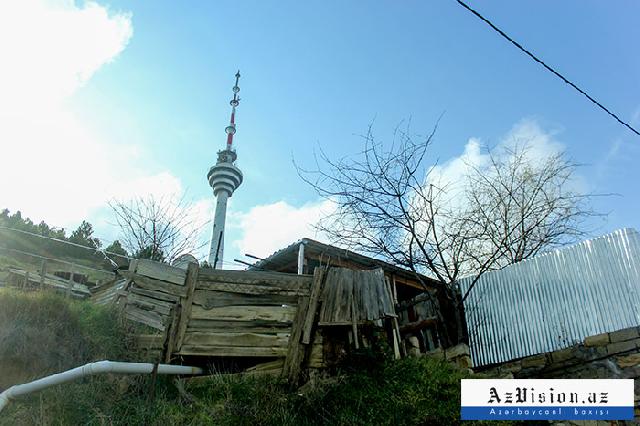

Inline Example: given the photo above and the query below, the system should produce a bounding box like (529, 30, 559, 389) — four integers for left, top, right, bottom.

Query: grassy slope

(0, 290, 526, 426)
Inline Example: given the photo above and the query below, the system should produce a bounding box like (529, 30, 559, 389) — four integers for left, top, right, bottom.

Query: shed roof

(249, 238, 440, 290)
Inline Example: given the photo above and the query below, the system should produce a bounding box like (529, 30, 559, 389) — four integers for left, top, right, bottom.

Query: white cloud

(229, 199, 335, 258)
(427, 119, 565, 199)
(0, 1, 184, 232)
(0, 0, 132, 112)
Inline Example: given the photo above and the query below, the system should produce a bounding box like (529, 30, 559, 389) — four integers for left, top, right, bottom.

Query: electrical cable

(454, 0, 639, 137)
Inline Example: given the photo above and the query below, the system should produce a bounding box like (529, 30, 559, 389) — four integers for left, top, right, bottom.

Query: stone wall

(423, 342, 473, 371)
(476, 325, 640, 423)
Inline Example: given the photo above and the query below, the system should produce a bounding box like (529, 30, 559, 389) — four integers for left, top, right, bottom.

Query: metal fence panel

(458, 228, 640, 367)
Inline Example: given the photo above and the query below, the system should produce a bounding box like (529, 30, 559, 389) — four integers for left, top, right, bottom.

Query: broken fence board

(124, 305, 166, 331)
(282, 296, 309, 384)
(174, 262, 199, 353)
(129, 286, 180, 304)
(163, 306, 182, 363)
(121, 271, 188, 297)
(135, 259, 186, 285)
(301, 267, 326, 344)
(245, 359, 285, 373)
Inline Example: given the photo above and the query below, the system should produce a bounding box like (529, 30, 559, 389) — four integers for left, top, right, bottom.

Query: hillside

(0, 289, 521, 426)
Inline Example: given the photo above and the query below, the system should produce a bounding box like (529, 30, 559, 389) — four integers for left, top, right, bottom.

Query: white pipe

(297, 241, 305, 275)
(0, 360, 203, 413)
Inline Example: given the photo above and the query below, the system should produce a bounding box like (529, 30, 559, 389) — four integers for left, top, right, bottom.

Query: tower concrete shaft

(207, 71, 243, 269)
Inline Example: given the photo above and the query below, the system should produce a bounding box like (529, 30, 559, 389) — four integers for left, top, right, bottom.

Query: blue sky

(1, 1, 639, 268)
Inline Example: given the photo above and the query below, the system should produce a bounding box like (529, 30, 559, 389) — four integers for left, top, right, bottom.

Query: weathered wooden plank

(121, 271, 188, 297)
(308, 341, 324, 368)
(190, 305, 296, 323)
(371, 270, 385, 319)
(178, 345, 287, 357)
(136, 259, 186, 285)
(377, 269, 394, 317)
(163, 306, 181, 363)
(244, 359, 285, 374)
(196, 281, 309, 297)
(282, 296, 309, 384)
(192, 289, 297, 308)
(198, 268, 313, 288)
(337, 269, 353, 322)
(137, 334, 165, 349)
(302, 267, 326, 344)
(365, 270, 377, 320)
(129, 286, 180, 303)
(174, 262, 199, 353)
(183, 332, 289, 348)
(128, 259, 139, 273)
(124, 305, 166, 331)
(318, 269, 336, 323)
(126, 292, 173, 316)
(186, 319, 293, 333)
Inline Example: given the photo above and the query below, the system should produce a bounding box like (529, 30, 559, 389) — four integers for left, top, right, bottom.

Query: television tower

(207, 71, 243, 268)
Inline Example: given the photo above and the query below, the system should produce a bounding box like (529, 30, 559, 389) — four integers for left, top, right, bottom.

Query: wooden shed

(250, 238, 453, 353)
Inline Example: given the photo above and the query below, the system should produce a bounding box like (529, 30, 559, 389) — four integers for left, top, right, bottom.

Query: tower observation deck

(207, 71, 243, 269)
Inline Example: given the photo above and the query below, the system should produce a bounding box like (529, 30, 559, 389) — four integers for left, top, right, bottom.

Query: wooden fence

(94, 259, 400, 382)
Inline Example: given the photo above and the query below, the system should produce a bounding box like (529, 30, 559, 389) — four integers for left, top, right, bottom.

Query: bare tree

(457, 143, 598, 300)
(109, 195, 207, 264)
(297, 124, 597, 345)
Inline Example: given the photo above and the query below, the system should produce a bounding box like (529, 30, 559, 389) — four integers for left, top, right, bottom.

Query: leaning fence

(93, 260, 400, 382)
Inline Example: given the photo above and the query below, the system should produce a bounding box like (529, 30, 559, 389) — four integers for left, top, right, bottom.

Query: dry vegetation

(0, 290, 524, 425)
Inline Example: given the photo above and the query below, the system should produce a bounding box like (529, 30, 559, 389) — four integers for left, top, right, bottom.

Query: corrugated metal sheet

(458, 228, 640, 367)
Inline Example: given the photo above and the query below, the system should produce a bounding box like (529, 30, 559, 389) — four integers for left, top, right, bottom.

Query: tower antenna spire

(225, 70, 241, 149)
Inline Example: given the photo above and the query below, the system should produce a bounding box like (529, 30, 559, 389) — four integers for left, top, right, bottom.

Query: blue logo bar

(461, 406, 634, 420)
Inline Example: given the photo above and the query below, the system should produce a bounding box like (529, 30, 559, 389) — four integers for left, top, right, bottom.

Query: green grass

(0, 289, 135, 388)
(0, 290, 527, 425)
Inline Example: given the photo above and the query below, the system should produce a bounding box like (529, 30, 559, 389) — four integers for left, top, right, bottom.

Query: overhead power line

(454, 0, 640, 137)
(0, 226, 131, 262)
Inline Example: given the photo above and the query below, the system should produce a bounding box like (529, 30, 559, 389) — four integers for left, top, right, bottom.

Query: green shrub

(0, 289, 133, 385)
(0, 288, 140, 425)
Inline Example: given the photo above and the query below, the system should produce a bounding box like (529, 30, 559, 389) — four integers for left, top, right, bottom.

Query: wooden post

(297, 242, 305, 275)
(66, 264, 75, 298)
(173, 262, 199, 355)
(351, 298, 360, 349)
(391, 317, 402, 359)
(283, 295, 310, 385)
(23, 271, 29, 289)
(391, 275, 398, 305)
(39, 259, 47, 289)
(385, 276, 403, 358)
(129, 259, 139, 274)
(301, 267, 326, 344)
(162, 306, 181, 363)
